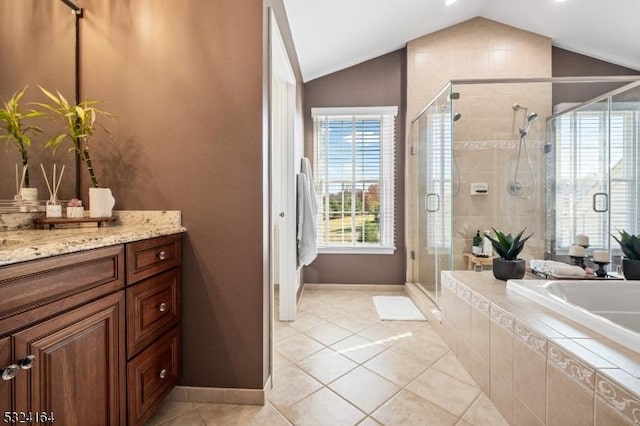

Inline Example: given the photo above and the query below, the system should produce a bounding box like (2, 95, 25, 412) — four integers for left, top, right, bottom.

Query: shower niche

(408, 77, 640, 306)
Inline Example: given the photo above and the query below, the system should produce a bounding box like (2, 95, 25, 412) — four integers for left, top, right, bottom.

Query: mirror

(0, 0, 79, 204)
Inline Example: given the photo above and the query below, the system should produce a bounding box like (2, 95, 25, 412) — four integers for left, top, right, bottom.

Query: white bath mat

(373, 296, 427, 321)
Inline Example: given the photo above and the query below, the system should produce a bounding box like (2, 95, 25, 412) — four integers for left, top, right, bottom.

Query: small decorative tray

(33, 216, 116, 229)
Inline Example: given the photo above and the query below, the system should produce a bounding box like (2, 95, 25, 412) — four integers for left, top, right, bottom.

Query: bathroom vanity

(0, 212, 185, 425)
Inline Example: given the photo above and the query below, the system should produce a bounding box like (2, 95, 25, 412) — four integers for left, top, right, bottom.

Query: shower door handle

(425, 193, 440, 213)
(593, 192, 609, 213)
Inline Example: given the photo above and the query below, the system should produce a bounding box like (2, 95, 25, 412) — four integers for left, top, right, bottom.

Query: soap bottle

(483, 230, 493, 256)
(472, 230, 483, 255)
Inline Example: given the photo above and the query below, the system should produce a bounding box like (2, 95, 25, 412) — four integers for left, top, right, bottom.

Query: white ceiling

(283, 0, 640, 82)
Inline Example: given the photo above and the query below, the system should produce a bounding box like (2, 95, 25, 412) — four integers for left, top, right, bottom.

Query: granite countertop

(0, 211, 186, 267)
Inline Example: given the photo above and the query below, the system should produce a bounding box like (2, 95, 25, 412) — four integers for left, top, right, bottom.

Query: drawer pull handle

(158, 302, 168, 312)
(158, 251, 167, 260)
(159, 369, 167, 379)
(19, 355, 36, 370)
(1, 364, 19, 381)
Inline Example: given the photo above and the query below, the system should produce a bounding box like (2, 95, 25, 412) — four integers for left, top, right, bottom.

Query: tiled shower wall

(407, 17, 552, 270)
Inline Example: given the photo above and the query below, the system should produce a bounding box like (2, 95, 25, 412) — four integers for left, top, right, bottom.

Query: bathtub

(506, 279, 640, 353)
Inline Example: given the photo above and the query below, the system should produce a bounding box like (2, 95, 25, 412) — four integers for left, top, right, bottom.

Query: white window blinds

(312, 106, 397, 253)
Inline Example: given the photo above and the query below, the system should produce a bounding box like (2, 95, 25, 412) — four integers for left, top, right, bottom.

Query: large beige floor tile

(331, 334, 387, 363)
(155, 410, 204, 426)
(144, 401, 199, 426)
(357, 321, 424, 347)
(431, 351, 477, 386)
(389, 336, 449, 366)
(196, 402, 291, 426)
(304, 322, 353, 346)
(364, 348, 428, 386)
(329, 366, 400, 414)
(296, 347, 358, 384)
(276, 333, 325, 362)
(289, 313, 327, 332)
(406, 368, 480, 416)
(273, 350, 294, 372)
(274, 321, 300, 342)
(328, 315, 377, 333)
(372, 389, 459, 426)
(282, 388, 366, 426)
(460, 393, 509, 426)
(269, 364, 323, 409)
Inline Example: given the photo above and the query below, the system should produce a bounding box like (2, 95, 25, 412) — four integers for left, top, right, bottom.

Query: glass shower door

(413, 89, 453, 306)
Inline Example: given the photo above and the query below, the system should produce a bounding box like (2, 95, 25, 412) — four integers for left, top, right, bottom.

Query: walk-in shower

(408, 77, 640, 306)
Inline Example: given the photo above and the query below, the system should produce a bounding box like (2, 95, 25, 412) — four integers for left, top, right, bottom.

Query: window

(553, 103, 640, 252)
(312, 106, 397, 254)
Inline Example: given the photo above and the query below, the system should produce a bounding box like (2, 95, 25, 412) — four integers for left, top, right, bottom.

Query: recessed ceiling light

(445, 0, 457, 5)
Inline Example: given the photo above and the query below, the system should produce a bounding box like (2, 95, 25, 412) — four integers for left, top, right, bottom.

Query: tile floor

(145, 288, 508, 425)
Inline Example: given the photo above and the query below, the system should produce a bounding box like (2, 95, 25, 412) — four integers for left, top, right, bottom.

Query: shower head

(453, 112, 462, 122)
(512, 102, 528, 111)
(527, 112, 538, 122)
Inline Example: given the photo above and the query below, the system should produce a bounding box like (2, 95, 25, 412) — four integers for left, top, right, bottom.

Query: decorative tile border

(454, 139, 546, 150)
(456, 284, 472, 304)
(596, 373, 640, 425)
(548, 342, 595, 390)
(490, 305, 514, 332)
(470, 292, 490, 316)
(514, 320, 547, 358)
(442, 273, 457, 291)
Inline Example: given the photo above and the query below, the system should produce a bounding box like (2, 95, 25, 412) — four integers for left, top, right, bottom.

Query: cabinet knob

(19, 355, 36, 370)
(159, 369, 167, 379)
(158, 251, 167, 260)
(158, 302, 168, 312)
(1, 364, 19, 381)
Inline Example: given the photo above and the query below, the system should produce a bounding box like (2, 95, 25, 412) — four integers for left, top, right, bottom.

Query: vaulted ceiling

(283, 0, 640, 82)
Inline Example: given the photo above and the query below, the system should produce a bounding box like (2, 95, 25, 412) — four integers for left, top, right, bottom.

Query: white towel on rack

(301, 157, 318, 216)
(297, 173, 317, 266)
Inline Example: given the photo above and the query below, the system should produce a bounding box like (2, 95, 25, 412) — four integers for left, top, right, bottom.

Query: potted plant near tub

(36, 87, 115, 217)
(612, 230, 640, 280)
(0, 87, 44, 198)
(484, 228, 533, 280)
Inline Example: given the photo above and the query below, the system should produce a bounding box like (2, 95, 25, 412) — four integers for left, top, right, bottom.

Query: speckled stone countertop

(0, 211, 186, 267)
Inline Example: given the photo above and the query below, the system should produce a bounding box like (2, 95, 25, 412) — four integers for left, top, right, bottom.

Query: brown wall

(552, 47, 640, 105)
(302, 49, 407, 284)
(75, 0, 299, 390)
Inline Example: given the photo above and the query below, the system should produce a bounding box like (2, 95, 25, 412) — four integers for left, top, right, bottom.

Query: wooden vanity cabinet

(125, 235, 182, 426)
(0, 233, 182, 425)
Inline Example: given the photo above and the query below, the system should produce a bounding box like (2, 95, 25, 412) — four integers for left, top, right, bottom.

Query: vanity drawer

(126, 269, 180, 358)
(0, 245, 124, 322)
(126, 235, 181, 284)
(127, 326, 180, 426)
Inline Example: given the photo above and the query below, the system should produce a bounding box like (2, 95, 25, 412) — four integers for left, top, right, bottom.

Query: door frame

(269, 10, 298, 322)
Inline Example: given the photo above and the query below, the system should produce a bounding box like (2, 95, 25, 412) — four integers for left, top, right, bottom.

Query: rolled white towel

(530, 259, 586, 277)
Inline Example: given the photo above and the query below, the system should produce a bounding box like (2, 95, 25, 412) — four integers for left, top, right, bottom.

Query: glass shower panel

(413, 87, 453, 305)
(552, 99, 610, 253)
(610, 86, 640, 255)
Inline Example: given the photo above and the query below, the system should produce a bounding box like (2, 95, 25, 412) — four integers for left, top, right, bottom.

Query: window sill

(317, 246, 396, 255)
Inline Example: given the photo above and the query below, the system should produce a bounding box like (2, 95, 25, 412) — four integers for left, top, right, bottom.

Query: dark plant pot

(622, 258, 640, 280)
(492, 258, 526, 281)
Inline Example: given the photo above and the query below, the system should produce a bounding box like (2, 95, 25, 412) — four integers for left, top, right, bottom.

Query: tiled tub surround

(439, 271, 640, 425)
(0, 210, 185, 266)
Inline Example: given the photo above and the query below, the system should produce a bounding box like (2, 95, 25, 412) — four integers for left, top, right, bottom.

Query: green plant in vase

(36, 86, 112, 188)
(37, 87, 116, 218)
(0, 86, 44, 188)
(484, 228, 533, 280)
(612, 230, 640, 280)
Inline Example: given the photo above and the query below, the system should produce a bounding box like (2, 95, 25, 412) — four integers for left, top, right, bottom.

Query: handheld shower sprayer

(509, 103, 538, 199)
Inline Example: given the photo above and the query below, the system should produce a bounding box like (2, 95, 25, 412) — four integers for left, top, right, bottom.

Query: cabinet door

(0, 337, 10, 413)
(13, 291, 126, 426)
